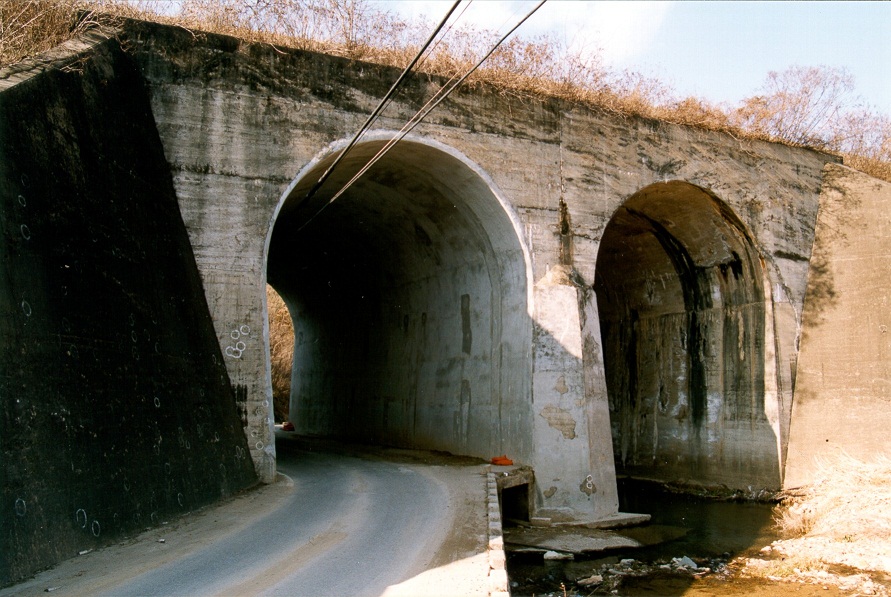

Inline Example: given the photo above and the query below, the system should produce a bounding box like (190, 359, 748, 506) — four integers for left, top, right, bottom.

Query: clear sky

(379, 1, 891, 116)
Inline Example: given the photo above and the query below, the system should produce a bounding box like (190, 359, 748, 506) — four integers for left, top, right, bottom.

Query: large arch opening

(266, 136, 533, 460)
(594, 181, 780, 490)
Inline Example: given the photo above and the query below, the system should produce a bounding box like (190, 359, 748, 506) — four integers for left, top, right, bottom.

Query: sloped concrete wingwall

(785, 164, 891, 488)
(120, 18, 836, 522)
(0, 34, 256, 585)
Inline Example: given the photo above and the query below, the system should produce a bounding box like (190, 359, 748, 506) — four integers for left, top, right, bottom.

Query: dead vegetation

(735, 454, 891, 594)
(266, 285, 293, 423)
(777, 455, 891, 553)
(0, 0, 91, 63)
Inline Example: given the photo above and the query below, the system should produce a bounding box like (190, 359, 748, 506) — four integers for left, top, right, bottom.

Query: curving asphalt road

(2, 433, 492, 597)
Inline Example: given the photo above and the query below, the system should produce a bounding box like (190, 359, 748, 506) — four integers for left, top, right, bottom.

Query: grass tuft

(777, 454, 891, 542)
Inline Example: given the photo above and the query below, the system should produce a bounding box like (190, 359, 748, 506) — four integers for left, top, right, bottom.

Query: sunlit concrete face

(595, 181, 781, 490)
(267, 138, 533, 461)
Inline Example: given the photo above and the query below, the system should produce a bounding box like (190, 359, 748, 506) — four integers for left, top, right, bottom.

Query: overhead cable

(302, 0, 547, 225)
(302, 0, 462, 203)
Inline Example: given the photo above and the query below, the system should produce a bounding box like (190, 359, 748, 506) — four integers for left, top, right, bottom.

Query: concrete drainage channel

(487, 469, 510, 596)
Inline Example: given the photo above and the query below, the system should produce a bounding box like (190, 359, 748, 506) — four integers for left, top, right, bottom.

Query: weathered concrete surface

(116, 19, 836, 508)
(268, 137, 533, 469)
(785, 164, 891, 488)
(0, 30, 256, 585)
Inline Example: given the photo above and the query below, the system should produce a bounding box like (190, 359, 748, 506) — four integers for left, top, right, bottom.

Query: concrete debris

(576, 574, 603, 586)
(542, 550, 573, 561)
(672, 555, 698, 569)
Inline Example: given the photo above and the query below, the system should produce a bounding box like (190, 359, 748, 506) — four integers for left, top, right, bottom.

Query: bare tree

(733, 65, 857, 147)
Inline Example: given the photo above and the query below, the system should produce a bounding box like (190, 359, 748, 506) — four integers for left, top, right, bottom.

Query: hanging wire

(302, 0, 463, 204)
(297, 0, 547, 231)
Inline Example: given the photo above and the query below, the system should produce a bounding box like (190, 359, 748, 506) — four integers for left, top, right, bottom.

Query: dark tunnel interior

(266, 139, 534, 461)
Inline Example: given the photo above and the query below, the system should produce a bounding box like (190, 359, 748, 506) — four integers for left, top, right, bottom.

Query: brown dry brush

(777, 454, 891, 545)
(266, 285, 294, 423)
(3, 0, 889, 179)
(0, 0, 83, 64)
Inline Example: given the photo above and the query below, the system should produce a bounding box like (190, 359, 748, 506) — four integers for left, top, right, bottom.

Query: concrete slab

(575, 512, 653, 529)
(504, 526, 641, 554)
(504, 521, 686, 556)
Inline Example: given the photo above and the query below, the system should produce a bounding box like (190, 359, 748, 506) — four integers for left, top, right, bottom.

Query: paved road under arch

(2, 434, 492, 597)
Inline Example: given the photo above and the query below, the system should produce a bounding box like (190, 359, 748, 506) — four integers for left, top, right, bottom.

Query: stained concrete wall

(267, 137, 533, 463)
(785, 164, 891, 488)
(595, 182, 779, 490)
(0, 31, 256, 585)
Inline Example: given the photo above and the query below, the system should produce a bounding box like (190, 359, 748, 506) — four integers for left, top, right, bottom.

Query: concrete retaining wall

(785, 164, 891, 488)
(0, 31, 256, 585)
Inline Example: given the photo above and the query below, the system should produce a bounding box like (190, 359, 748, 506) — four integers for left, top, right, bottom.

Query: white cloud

(378, 1, 673, 66)
(529, 1, 673, 65)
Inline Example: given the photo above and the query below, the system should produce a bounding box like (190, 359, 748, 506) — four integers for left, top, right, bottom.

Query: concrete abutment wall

(785, 164, 891, 488)
(0, 31, 257, 585)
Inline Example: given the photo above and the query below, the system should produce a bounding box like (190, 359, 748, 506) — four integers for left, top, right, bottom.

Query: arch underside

(595, 181, 780, 490)
(267, 139, 532, 461)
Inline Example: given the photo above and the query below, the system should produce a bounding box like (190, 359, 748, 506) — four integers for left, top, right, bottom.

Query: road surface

(2, 433, 492, 596)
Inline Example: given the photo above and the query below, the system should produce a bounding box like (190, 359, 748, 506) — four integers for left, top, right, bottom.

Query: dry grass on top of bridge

(2, 0, 890, 182)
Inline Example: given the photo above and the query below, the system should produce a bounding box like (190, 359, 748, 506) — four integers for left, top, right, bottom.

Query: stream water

(506, 478, 801, 596)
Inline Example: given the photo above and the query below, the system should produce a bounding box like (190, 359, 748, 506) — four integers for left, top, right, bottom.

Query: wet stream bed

(505, 478, 849, 596)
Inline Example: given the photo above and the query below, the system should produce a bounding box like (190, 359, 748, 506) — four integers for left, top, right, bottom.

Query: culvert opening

(594, 181, 779, 493)
(500, 483, 530, 527)
(266, 137, 533, 461)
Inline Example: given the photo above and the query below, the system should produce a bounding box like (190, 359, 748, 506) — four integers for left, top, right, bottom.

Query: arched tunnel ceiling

(268, 139, 515, 301)
(595, 180, 764, 317)
(595, 180, 774, 489)
(598, 181, 756, 272)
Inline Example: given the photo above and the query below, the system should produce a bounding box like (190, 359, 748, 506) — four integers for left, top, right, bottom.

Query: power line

(302, 0, 462, 204)
(298, 0, 547, 229)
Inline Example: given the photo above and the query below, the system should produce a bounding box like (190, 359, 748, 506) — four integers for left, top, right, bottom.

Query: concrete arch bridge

(2, 19, 890, 582)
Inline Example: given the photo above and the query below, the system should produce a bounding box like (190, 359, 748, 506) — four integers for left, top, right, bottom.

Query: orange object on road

(491, 455, 513, 466)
